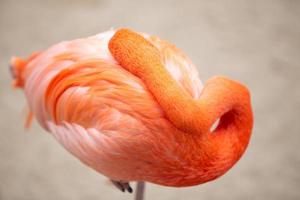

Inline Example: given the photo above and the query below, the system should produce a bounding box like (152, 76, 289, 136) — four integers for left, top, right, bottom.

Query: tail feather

(10, 52, 40, 88)
(24, 110, 34, 130)
(10, 53, 39, 129)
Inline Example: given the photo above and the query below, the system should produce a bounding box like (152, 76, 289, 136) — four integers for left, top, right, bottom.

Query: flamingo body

(11, 29, 253, 187)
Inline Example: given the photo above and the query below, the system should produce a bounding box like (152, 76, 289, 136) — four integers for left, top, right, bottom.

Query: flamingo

(10, 28, 253, 199)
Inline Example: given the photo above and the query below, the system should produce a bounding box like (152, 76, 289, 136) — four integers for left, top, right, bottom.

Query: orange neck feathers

(109, 29, 253, 184)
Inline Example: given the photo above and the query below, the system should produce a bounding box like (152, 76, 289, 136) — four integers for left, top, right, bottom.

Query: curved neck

(108, 29, 253, 169)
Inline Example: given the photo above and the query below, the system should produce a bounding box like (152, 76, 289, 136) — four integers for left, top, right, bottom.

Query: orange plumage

(11, 28, 253, 187)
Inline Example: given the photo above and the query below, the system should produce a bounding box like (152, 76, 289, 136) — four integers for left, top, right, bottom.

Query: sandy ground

(0, 0, 299, 199)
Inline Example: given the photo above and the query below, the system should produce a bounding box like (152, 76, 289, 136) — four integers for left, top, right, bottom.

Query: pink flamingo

(10, 28, 253, 199)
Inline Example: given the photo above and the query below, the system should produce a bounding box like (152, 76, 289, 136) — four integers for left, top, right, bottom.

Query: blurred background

(0, 0, 299, 199)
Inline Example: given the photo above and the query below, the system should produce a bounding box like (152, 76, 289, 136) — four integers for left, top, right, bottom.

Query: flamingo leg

(135, 182, 145, 200)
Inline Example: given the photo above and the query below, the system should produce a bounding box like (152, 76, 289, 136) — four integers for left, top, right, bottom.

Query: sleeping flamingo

(10, 28, 253, 199)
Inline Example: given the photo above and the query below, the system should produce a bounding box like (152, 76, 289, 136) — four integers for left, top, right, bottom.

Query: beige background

(1, 0, 300, 199)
